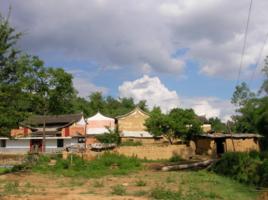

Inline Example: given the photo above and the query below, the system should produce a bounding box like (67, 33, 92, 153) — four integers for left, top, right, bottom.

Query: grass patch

(133, 190, 147, 196)
(0, 167, 11, 174)
(166, 176, 176, 183)
(135, 179, 146, 186)
(150, 187, 181, 200)
(169, 153, 183, 162)
(3, 181, 20, 195)
(93, 180, 104, 188)
(111, 184, 126, 195)
(31, 152, 142, 178)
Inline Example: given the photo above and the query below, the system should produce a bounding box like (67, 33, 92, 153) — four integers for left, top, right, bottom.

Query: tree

(208, 117, 227, 133)
(0, 12, 77, 136)
(231, 82, 255, 107)
(145, 108, 202, 144)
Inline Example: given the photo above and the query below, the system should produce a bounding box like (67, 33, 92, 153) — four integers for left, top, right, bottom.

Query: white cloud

(118, 75, 180, 112)
(118, 76, 235, 121)
(3, 0, 268, 78)
(73, 78, 107, 97)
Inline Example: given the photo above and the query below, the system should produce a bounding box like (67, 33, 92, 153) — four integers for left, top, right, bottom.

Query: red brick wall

(11, 128, 31, 137)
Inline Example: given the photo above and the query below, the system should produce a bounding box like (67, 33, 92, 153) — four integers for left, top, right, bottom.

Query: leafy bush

(95, 127, 121, 145)
(258, 159, 268, 187)
(120, 140, 142, 146)
(212, 152, 263, 186)
(111, 184, 126, 195)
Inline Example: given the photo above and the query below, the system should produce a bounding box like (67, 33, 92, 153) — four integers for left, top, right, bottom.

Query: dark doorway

(30, 139, 42, 152)
(215, 139, 225, 155)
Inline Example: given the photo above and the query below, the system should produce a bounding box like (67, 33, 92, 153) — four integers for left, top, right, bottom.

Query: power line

(235, 0, 253, 87)
(249, 33, 268, 88)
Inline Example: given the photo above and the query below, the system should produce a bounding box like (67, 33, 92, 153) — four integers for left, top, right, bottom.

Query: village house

(194, 133, 262, 157)
(116, 107, 162, 144)
(85, 112, 115, 145)
(0, 114, 86, 153)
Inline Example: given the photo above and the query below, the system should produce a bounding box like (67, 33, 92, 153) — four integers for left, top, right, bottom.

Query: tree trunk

(161, 160, 216, 171)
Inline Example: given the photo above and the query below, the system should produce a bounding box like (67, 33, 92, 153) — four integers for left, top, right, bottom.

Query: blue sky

(1, 0, 267, 121)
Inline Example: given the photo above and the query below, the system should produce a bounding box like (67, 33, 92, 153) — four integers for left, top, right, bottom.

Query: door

(215, 139, 225, 155)
(30, 139, 43, 152)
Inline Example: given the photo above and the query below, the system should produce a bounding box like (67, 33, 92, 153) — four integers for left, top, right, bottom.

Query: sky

(1, 0, 267, 121)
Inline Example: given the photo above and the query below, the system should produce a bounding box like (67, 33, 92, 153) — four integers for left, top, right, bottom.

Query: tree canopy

(145, 107, 202, 144)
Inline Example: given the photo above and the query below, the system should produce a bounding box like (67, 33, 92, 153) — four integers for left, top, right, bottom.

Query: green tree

(145, 108, 202, 144)
(231, 82, 255, 107)
(0, 13, 77, 136)
(208, 117, 227, 132)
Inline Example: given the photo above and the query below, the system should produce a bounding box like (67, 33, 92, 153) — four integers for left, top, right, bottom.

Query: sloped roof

(87, 112, 114, 121)
(121, 131, 154, 138)
(198, 133, 263, 138)
(22, 113, 83, 126)
(116, 107, 149, 119)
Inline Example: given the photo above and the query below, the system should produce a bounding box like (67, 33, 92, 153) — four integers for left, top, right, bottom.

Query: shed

(194, 133, 262, 157)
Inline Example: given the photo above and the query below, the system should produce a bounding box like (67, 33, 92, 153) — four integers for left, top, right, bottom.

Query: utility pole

(42, 113, 46, 153)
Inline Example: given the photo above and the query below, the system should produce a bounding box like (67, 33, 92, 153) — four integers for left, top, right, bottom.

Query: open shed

(194, 133, 262, 157)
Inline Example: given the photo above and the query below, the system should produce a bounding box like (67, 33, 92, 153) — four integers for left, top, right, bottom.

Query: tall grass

(31, 152, 142, 178)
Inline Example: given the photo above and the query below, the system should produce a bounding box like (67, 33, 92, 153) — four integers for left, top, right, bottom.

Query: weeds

(93, 180, 104, 188)
(31, 152, 142, 178)
(135, 179, 146, 186)
(133, 190, 147, 196)
(150, 187, 181, 200)
(166, 176, 176, 183)
(111, 184, 126, 195)
(3, 181, 20, 195)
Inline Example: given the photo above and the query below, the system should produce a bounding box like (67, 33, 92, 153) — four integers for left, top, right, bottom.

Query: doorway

(215, 139, 225, 155)
(30, 139, 43, 152)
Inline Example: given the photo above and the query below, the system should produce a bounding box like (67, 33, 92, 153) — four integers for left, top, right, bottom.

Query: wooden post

(227, 122, 236, 152)
(42, 115, 46, 153)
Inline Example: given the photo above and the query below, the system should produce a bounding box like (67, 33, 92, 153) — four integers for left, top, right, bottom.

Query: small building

(2, 114, 86, 153)
(116, 107, 162, 144)
(194, 133, 262, 157)
(86, 112, 115, 145)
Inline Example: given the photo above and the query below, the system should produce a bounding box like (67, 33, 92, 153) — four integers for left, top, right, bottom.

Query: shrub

(96, 127, 121, 145)
(111, 184, 126, 195)
(258, 159, 268, 187)
(212, 152, 261, 185)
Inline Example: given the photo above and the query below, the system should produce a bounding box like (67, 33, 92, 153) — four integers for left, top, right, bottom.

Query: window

(78, 137, 85, 143)
(0, 140, 6, 148)
(57, 139, 64, 148)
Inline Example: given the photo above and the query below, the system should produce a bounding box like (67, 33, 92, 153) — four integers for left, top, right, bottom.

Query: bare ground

(0, 170, 264, 200)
